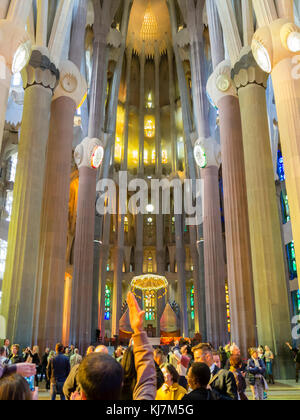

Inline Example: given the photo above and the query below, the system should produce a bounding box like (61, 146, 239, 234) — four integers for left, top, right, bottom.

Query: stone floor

(37, 380, 300, 401)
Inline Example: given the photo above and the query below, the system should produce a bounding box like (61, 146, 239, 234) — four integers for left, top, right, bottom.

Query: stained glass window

(225, 283, 231, 333)
(280, 191, 290, 224)
(144, 290, 156, 321)
(287, 242, 297, 280)
(190, 285, 195, 320)
(104, 285, 111, 320)
(277, 150, 285, 181)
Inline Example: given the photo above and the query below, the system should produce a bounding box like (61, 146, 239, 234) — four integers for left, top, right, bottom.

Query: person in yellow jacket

(156, 364, 187, 400)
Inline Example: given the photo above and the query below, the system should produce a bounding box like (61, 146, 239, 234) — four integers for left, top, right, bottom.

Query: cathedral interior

(0, 0, 300, 379)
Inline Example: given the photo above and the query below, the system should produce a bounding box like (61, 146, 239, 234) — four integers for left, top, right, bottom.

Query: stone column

(197, 138, 228, 348)
(174, 212, 189, 337)
(232, 48, 292, 378)
(0, 20, 31, 151)
(70, 137, 103, 352)
(35, 62, 87, 350)
(138, 43, 145, 174)
(252, 18, 300, 297)
(207, 60, 257, 355)
(206, 0, 225, 69)
(154, 41, 162, 175)
(98, 213, 111, 342)
(0, 48, 59, 347)
(167, 44, 177, 172)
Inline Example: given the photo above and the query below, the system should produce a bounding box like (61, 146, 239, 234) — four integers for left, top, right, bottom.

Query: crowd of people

(0, 292, 300, 401)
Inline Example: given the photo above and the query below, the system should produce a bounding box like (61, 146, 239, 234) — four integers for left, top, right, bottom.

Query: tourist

(153, 348, 164, 390)
(213, 351, 222, 370)
(219, 346, 228, 369)
(3, 339, 10, 358)
(114, 346, 124, 363)
(24, 346, 41, 387)
(8, 345, 24, 365)
(0, 347, 8, 365)
(156, 364, 187, 400)
(40, 348, 50, 389)
(264, 346, 275, 384)
(73, 292, 156, 400)
(64, 347, 71, 359)
(173, 344, 190, 389)
(63, 346, 95, 400)
(229, 355, 248, 400)
(183, 362, 216, 401)
(70, 349, 82, 369)
(247, 348, 267, 401)
(286, 342, 300, 383)
(69, 345, 75, 358)
(224, 344, 247, 373)
(95, 345, 109, 354)
(192, 343, 238, 400)
(47, 343, 70, 401)
(120, 346, 137, 400)
(0, 374, 38, 401)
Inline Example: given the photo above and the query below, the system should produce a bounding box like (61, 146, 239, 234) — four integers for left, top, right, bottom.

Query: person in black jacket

(8, 345, 24, 365)
(153, 348, 164, 390)
(192, 343, 238, 400)
(40, 348, 50, 389)
(47, 343, 70, 400)
(182, 363, 217, 401)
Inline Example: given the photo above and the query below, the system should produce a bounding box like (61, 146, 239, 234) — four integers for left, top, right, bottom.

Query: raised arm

(127, 292, 156, 401)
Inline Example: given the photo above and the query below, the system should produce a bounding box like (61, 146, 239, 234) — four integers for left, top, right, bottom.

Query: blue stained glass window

(105, 285, 111, 320)
(277, 150, 285, 181)
(286, 242, 297, 280)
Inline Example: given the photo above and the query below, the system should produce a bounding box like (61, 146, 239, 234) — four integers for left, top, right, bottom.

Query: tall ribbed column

(138, 43, 145, 174)
(35, 62, 86, 350)
(206, 0, 224, 69)
(98, 213, 111, 342)
(207, 60, 257, 356)
(275, 0, 294, 20)
(174, 212, 188, 337)
(154, 41, 162, 175)
(167, 44, 177, 172)
(232, 48, 292, 378)
(70, 137, 103, 351)
(111, 46, 132, 338)
(0, 48, 59, 347)
(251, 0, 278, 26)
(199, 138, 227, 348)
(252, 17, 300, 306)
(135, 43, 145, 274)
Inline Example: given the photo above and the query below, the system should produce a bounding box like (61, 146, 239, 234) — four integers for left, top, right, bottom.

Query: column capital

(194, 137, 221, 169)
(231, 47, 268, 91)
(207, 59, 237, 109)
(74, 137, 104, 170)
(21, 47, 60, 93)
(0, 19, 31, 72)
(53, 60, 87, 108)
(252, 18, 300, 71)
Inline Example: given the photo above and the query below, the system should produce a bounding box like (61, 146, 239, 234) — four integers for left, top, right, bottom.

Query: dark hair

(120, 346, 137, 400)
(0, 347, 5, 356)
(164, 364, 179, 384)
(0, 374, 32, 401)
(190, 363, 211, 388)
(55, 343, 64, 354)
(78, 353, 124, 400)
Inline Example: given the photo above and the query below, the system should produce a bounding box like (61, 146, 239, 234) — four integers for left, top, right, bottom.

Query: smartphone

(25, 376, 35, 392)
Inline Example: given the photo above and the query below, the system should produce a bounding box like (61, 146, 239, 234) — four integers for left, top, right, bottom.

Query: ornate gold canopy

(131, 274, 168, 291)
